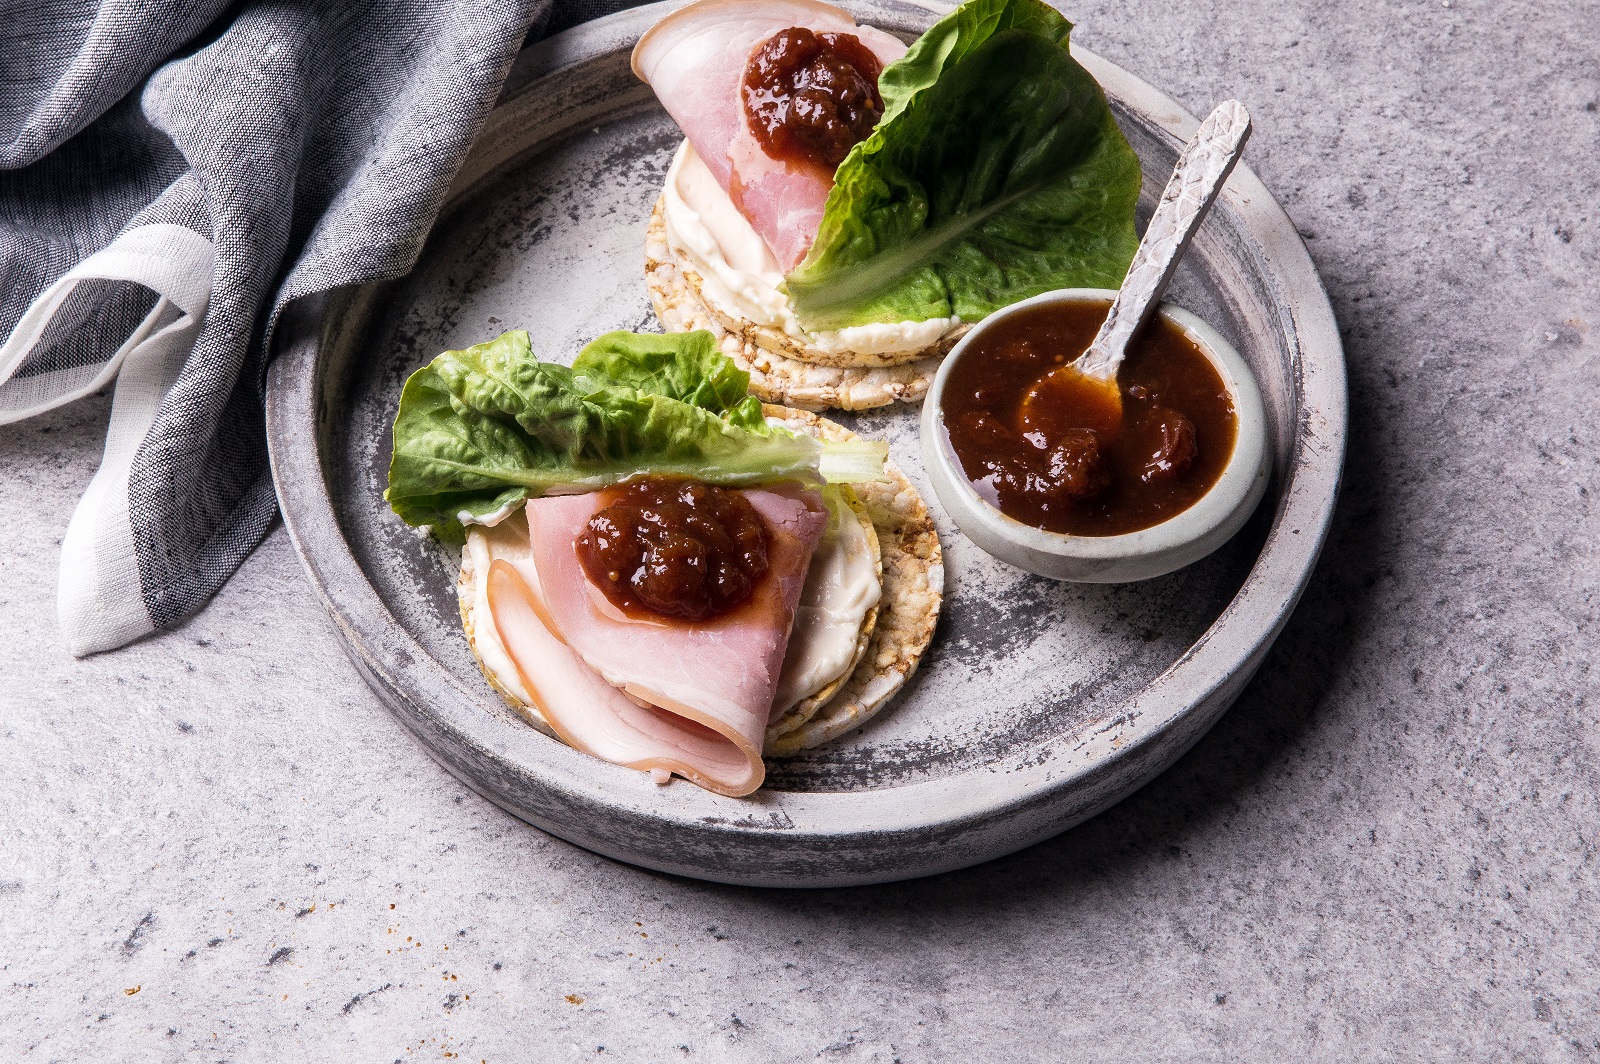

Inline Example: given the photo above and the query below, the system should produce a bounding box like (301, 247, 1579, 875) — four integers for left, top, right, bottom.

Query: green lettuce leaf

(571, 329, 774, 435)
(571, 329, 745, 411)
(385, 329, 884, 539)
(783, 0, 1141, 330)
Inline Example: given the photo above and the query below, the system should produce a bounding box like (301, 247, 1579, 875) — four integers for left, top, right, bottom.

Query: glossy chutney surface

(741, 27, 883, 172)
(941, 300, 1238, 537)
(575, 477, 769, 621)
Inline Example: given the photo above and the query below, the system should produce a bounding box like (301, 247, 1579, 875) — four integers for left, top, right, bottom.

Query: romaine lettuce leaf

(571, 329, 745, 411)
(783, 0, 1141, 330)
(385, 329, 884, 539)
(572, 329, 775, 435)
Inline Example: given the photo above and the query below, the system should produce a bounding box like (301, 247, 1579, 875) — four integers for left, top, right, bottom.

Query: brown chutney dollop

(941, 300, 1238, 537)
(741, 27, 884, 171)
(575, 477, 769, 622)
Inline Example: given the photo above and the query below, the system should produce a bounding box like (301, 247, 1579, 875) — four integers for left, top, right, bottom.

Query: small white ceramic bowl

(921, 288, 1271, 583)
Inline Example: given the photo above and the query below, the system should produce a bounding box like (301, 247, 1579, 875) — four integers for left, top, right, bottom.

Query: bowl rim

(920, 287, 1271, 565)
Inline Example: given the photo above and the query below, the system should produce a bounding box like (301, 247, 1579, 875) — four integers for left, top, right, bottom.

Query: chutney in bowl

(921, 289, 1269, 583)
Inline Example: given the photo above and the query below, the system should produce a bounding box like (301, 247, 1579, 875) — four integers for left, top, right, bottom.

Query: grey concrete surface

(2, 0, 1597, 1059)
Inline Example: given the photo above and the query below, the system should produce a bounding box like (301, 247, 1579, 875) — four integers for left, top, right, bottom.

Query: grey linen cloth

(0, 0, 634, 654)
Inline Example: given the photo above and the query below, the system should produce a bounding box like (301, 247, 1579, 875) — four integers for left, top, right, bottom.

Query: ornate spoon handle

(1075, 100, 1252, 382)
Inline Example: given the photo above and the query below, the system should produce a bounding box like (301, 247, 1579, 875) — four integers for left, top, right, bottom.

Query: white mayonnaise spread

(464, 523, 532, 705)
(772, 488, 882, 711)
(661, 140, 961, 358)
(465, 493, 881, 718)
(459, 493, 523, 528)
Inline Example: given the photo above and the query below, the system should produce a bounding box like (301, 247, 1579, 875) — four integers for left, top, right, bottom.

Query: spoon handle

(1076, 100, 1252, 382)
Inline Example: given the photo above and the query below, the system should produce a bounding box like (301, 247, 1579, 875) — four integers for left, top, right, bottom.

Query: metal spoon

(1065, 99, 1253, 408)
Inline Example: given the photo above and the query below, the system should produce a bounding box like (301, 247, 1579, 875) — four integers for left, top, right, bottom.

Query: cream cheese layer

(458, 493, 524, 528)
(772, 487, 882, 713)
(464, 522, 533, 706)
(661, 140, 961, 358)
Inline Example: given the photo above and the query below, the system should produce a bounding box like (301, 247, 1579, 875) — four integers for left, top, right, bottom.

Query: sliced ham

(632, 0, 906, 270)
(527, 485, 828, 723)
(486, 566, 760, 794)
(478, 487, 828, 797)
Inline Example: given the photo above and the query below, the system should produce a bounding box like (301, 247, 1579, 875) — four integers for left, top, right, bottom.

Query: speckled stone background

(3, 0, 1596, 1059)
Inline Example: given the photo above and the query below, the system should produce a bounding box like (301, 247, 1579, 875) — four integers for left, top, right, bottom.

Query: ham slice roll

(631, 0, 906, 270)
(477, 486, 828, 797)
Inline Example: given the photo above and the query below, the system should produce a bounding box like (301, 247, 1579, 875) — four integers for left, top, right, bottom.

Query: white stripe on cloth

(0, 223, 214, 656)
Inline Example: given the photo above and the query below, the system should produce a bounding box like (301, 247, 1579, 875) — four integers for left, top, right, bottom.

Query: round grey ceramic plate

(265, 0, 1346, 887)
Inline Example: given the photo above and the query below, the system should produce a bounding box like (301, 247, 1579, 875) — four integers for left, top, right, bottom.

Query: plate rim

(265, 0, 1347, 886)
